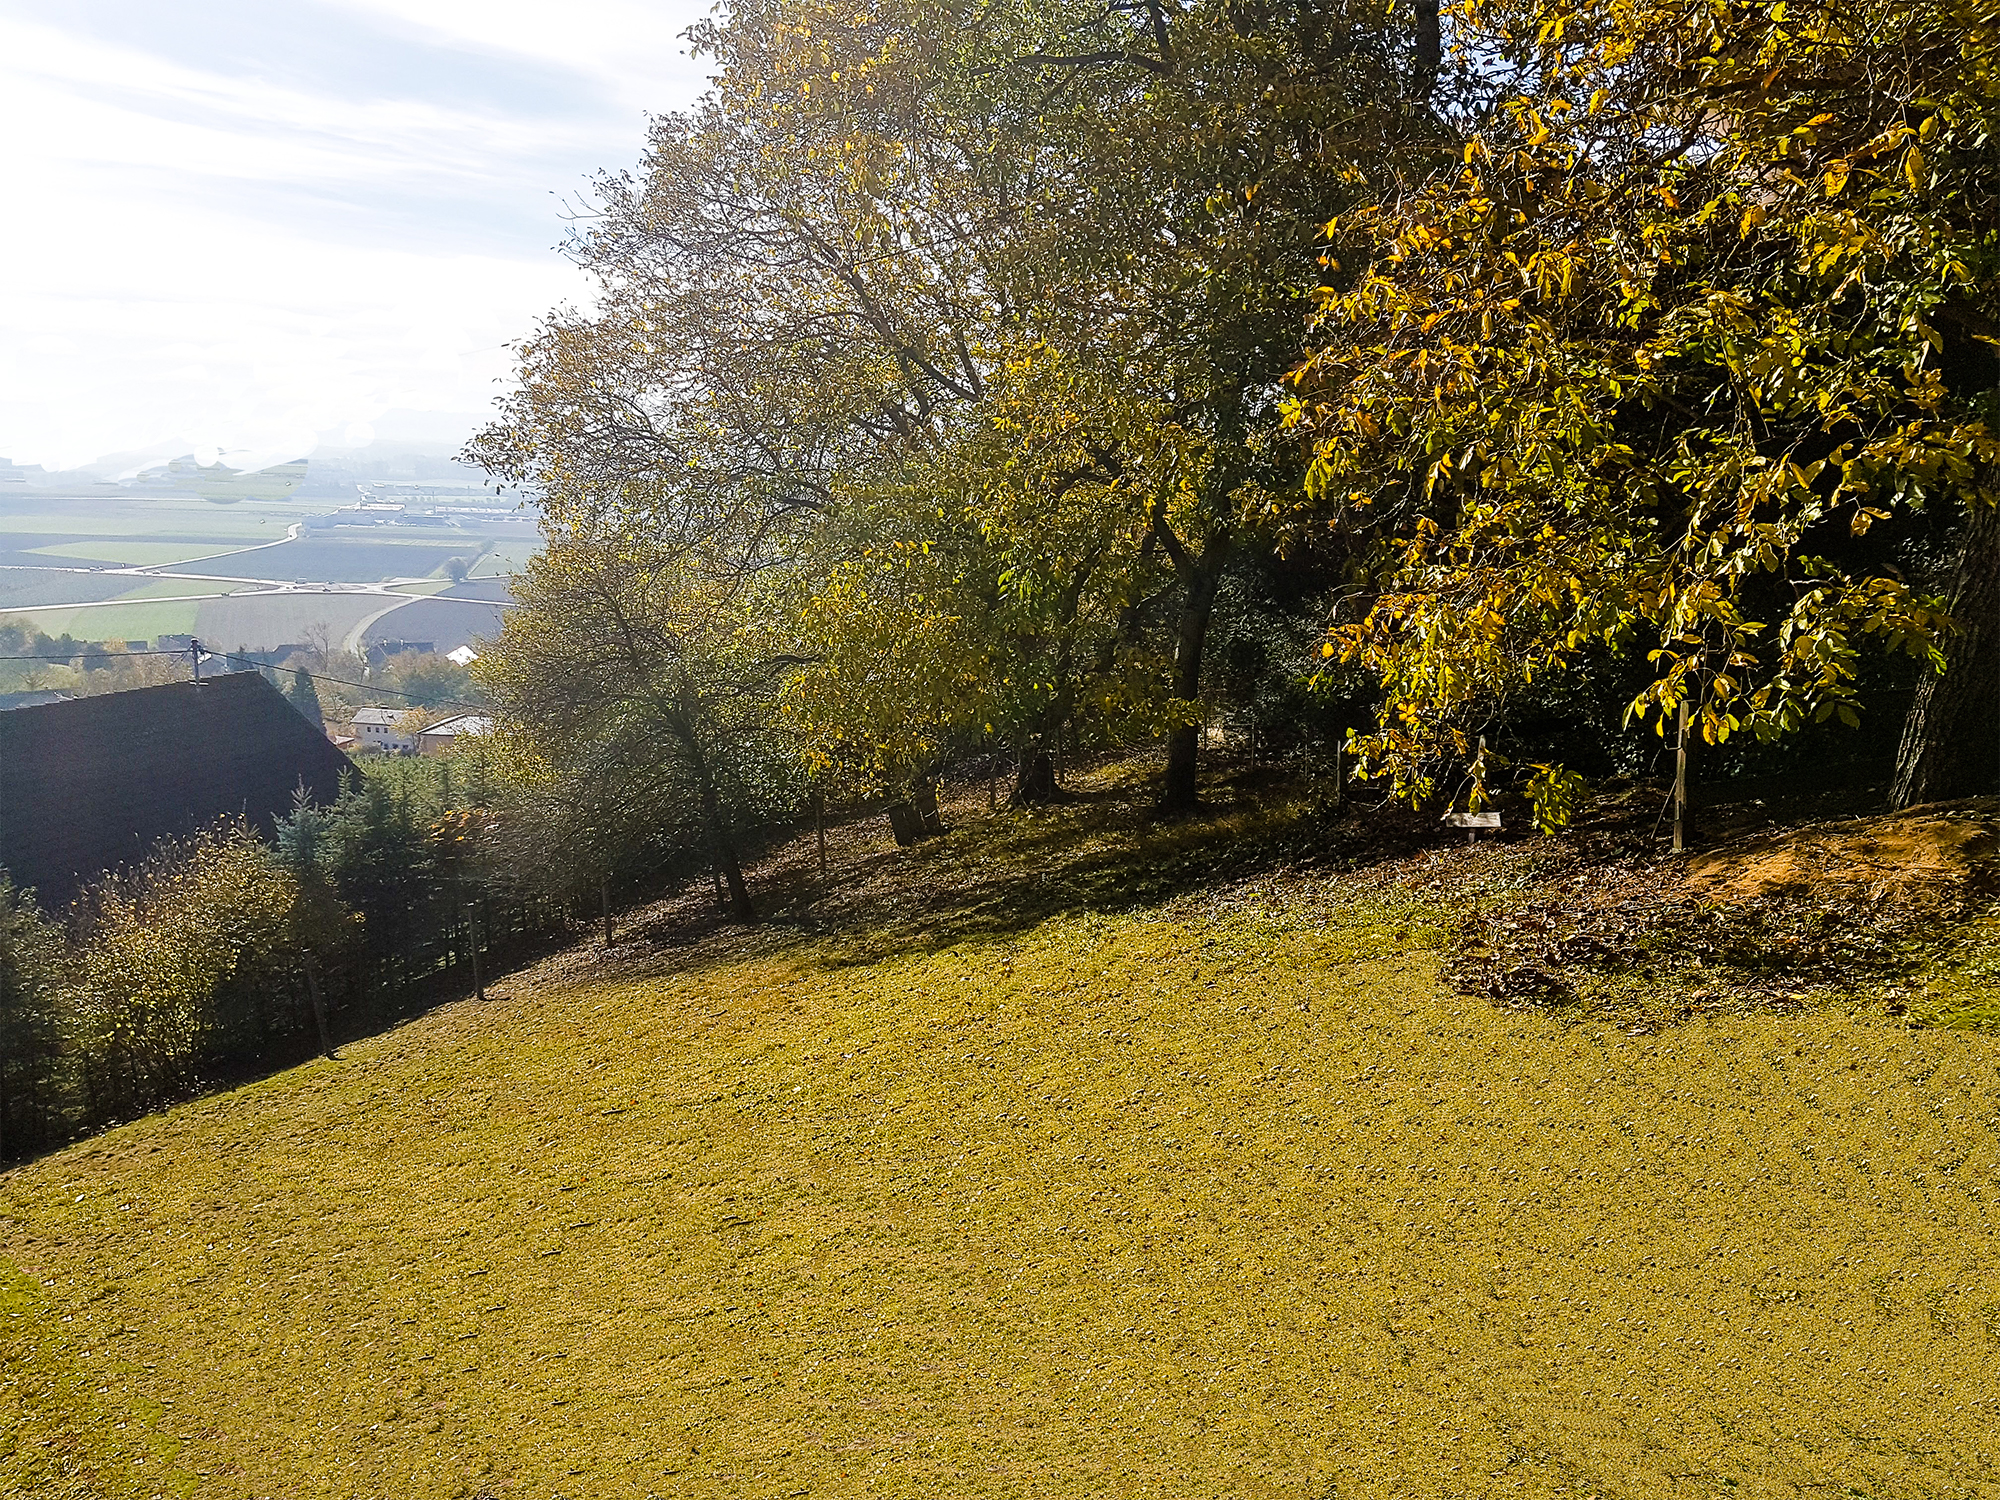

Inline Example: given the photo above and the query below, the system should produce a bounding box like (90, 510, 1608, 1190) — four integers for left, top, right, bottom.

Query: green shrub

(65, 821, 301, 1120)
(0, 879, 67, 1160)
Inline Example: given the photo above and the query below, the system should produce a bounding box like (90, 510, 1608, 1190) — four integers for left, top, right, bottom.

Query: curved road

(0, 524, 515, 652)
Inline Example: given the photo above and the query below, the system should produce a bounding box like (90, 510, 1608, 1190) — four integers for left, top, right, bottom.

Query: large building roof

(0, 672, 355, 906)
(418, 714, 492, 738)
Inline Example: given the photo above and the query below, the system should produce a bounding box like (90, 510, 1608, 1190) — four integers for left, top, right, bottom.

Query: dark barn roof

(0, 672, 354, 906)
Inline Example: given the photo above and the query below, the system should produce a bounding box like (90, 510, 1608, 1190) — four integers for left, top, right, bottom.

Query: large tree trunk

(1411, 0, 1441, 99)
(1892, 498, 2000, 807)
(696, 768, 755, 919)
(1160, 556, 1225, 816)
(1013, 747, 1058, 805)
(1011, 684, 1076, 807)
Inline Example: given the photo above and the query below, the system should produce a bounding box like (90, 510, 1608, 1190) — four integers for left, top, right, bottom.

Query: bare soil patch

(1423, 787, 2000, 1031)
(1682, 797, 2000, 903)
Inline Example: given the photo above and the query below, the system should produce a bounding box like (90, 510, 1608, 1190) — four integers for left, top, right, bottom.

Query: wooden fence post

(466, 905, 486, 1000)
(1673, 699, 1691, 854)
(303, 952, 334, 1059)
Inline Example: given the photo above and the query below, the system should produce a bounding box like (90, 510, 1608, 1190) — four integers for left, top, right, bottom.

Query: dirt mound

(1684, 799, 2000, 904)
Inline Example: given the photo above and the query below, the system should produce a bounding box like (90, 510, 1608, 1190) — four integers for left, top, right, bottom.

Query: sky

(0, 0, 712, 474)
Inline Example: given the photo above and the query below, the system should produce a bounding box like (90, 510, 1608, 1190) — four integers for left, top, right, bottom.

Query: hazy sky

(0, 0, 711, 473)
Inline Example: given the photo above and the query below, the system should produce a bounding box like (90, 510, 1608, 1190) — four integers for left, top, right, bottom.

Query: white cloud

(0, 0, 710, 471)
(0, 17, 587, 189)
(322, 0, 714, 110)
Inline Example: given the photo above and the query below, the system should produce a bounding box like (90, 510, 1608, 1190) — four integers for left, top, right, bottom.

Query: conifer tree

(287, 667, 324, 730)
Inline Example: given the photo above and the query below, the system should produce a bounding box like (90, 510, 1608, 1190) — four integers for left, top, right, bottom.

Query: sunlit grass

(5, 821, 1999, 1500)
(1917, 911, 2000, 1033)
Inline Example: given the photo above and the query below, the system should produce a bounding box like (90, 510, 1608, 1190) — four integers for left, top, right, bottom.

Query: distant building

(0, 691, 73, 712)
(350, 706, 416, 754)
(157, 634, 195, 652)
(415, 714, 492, 756)
(446, 645, 479, 667)
(0, 672, 354, 907)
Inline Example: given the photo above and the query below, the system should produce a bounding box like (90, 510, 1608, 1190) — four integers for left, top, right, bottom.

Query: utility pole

(190, 637, 202, 682)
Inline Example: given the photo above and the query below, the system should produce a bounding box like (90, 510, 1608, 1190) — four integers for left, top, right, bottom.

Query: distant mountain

(0, 452, 307, 503)
(0, 411, 528, 508)
(137, 456, 310, 503)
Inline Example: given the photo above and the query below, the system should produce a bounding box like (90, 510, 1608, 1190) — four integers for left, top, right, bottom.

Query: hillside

(5, 763, 2000, 1499)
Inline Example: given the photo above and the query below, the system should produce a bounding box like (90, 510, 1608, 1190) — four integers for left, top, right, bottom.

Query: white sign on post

(1441, 810, 1502, 829)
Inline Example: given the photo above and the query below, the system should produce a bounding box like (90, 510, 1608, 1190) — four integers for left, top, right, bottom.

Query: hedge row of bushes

(0, 758, 569, 1161)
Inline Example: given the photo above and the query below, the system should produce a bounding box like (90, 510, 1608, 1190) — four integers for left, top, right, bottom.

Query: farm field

(5, 581, 252, 641)
(98, 577, 249, 602)
(0, 496, 300, 545)
(0, 540, 102, 569)
(157, 537, 478, 585)
(0, 570, 143, 611)
(3, 772, 1998, 1500)
(193, 585, 441, 652)
(0, 501, 529, 647)
(432, 575, 512, 602)
(471, 539, 539, 577)
(361, 587, 512, 653)
(27, 540, 266, 567)
(11, 598, 216, 642)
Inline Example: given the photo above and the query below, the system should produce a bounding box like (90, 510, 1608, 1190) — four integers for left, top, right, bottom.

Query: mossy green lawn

(4, 864, 2000, 1498)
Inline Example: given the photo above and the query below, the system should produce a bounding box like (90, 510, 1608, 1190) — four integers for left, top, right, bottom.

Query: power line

(216, 654, 490, 714)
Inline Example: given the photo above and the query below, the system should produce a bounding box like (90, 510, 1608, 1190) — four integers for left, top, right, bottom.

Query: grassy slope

(4, 766, 2000, 1500)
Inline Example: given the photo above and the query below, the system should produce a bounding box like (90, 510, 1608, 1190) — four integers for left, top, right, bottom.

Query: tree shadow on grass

(584, 754, 1441, 983)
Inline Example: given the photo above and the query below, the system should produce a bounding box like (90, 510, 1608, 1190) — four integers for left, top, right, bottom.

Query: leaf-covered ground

(5, 762, 2000, 1499)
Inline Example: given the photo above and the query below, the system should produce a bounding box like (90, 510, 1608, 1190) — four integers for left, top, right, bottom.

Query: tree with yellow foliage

(472, 0, 1430, 816)
(781, 343, 1188, 801)
(476, 531, 800, 919)
(1288, 0, 1999, 821)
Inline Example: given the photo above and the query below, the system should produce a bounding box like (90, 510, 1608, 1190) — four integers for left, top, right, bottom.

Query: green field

(0, 572, 140, 610)
(4, 772, 1998, 1500)
(9, 580, 460, 654)
(112, 578, 247, 601)
(10, 580, 248, 641)
(12, 598, 214, 642)
(27, 541, 258, 567)
(471, 540, 539, 578)
(0, 496, 531, 594)
(0, 497, 299, 543)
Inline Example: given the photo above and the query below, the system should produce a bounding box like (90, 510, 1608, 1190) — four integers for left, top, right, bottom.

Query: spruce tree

(287, 667, 324, 730)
